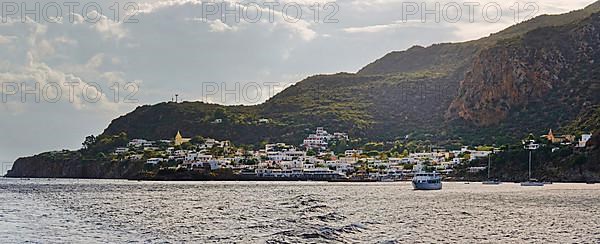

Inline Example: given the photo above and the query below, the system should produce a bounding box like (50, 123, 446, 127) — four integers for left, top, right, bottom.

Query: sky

(0, 0, 596, 170)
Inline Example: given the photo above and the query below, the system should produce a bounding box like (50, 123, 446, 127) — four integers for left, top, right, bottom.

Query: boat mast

(523, 140, 538, 181)
(487, 153, 491, 179)
(528, 150, 532, 180)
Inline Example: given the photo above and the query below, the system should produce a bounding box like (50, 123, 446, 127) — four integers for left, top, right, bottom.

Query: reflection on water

(1, 179, 599, 243)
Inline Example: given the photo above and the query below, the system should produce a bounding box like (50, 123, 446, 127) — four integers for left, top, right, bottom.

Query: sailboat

(521, 140, 544, 186)
(482, 150, 500, 185)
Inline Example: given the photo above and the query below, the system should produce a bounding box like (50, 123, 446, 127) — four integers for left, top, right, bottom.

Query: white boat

(482, 149, 501, 185)
(412, 172, 442, 190)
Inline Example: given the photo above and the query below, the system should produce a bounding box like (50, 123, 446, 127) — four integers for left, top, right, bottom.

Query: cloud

(0, 35, 16, 44)
(343, 20, 425, 33)
(90, 11, 128, 40)
(209, 19, 237, 32)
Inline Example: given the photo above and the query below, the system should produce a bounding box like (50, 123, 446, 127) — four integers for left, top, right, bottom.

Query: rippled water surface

(1, 179, 600, 243)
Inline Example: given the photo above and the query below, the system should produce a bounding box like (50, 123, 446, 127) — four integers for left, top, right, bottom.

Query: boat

(521, 140, 544, 187)
(482, 150, 500, 185)
(412, 172, 442, 190)
(521, 179, 544, 186)
(482, 179, 501, 185)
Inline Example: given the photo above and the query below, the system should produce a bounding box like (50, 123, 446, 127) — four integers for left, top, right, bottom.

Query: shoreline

(3, 176, 598, 184)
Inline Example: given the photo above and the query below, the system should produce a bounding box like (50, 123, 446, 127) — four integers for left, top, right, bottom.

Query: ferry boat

(412, 172, 442, 190)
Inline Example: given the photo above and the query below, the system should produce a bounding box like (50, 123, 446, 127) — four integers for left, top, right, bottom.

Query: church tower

(174, 131, 184, 146)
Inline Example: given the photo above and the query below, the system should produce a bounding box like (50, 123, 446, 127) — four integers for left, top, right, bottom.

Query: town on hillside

(99, 127, 595, 181)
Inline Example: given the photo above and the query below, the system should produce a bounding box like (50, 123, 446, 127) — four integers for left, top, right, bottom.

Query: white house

(128, 139, 148, 147)
(114, 147, 129, 154)
(303, 127, 333, 149)
(146, 158, 164, 165)
(470, 151, 492, 159)
(345, 149, 363, 157)
(279, 160, 304, 169)
(577, 134, 592, 148)
(333, 132, 349, 140)
(191, 160, 221, 170)
(127, 154, 143, 161)
(144, 146, 159, 151)
(452, 158, 461, 165)
(185, 153, 212, 163)
(468, 166, 487, 173)
(338, 157, 358, 164)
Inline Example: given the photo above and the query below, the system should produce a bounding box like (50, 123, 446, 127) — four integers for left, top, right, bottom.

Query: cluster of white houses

(302, 127, 348, 150)
(111, 127, 595, 180)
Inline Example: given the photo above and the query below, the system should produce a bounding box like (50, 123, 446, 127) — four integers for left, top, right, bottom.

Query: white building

(345, 149, 363, 157)
(191, 160, 222, 170)
(127, 154, 143, 161)
(325, 161, 353, 173)
(338, 157, 358, 164)
(279, 160, 304, 169)
(185, 153, 213, 163)
(146, 158, 164, 165)
(128, 139, 148, 147)
(452, 158, 461, 165)
(333, 132, 349, 140)
(470, 151, 492, 160)
(577, 134, 592, 148)
(303, 127, 332, 149)
(114, 147, 129, 154)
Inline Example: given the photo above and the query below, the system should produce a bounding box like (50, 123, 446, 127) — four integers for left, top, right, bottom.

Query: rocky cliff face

(447, 13, 600, 126)
(6, 154, 144, 179)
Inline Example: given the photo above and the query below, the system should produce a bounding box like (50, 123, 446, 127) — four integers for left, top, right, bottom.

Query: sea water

(1, 179, 599, 243)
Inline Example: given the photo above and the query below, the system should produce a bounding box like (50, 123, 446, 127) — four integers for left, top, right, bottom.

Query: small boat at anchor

(521, 140, 544, 187)
(521, 179, 544, 186)
(482, 149, 500, 185)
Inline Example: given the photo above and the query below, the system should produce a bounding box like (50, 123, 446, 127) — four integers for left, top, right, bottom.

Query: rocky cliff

(6, 152, 144, 179)
(447, 13, 600, 126)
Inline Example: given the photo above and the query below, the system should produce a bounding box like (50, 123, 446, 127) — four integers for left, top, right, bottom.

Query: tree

(82, 135, 96, 150)
(332, 139, 348, 154)
(180, 142, 195, 150)
(190, 136, 205, 145)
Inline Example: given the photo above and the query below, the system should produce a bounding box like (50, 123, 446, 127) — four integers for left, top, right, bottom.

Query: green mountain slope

(102, 2, 600, 147)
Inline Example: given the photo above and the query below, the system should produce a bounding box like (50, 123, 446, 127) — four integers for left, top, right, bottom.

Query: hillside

(358, 1, 600, 76)
(104, 72, 459, 145)
(102, 2, 600, 147)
